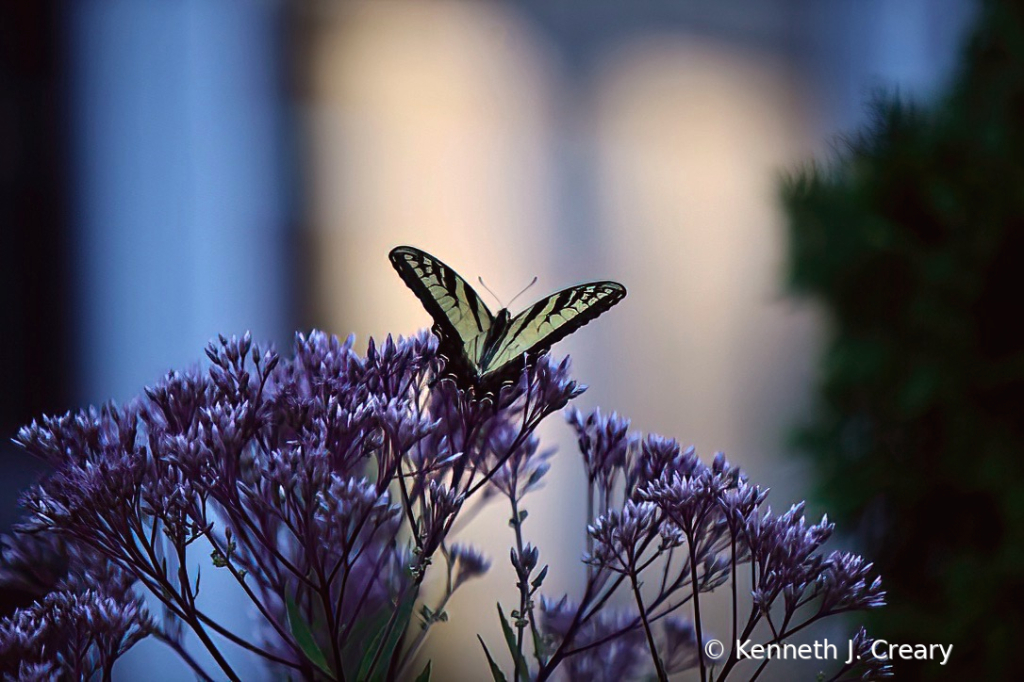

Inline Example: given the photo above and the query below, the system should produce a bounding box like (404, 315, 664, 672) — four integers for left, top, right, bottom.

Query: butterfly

(389, 245, 626, 391)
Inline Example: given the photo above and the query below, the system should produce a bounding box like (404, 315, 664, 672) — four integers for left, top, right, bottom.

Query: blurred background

(3, 0, 1010, 680)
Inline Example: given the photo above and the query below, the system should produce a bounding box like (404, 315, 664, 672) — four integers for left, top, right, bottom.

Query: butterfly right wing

(480, 281, 626, 379)
(389, 246, 495, 372)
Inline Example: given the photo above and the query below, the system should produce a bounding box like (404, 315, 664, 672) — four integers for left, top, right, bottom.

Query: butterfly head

(483, 308, 513, 353)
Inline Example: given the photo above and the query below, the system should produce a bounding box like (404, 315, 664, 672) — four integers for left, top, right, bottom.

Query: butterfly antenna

(508, 276, 539, 308)
(477, 276, 505, 308)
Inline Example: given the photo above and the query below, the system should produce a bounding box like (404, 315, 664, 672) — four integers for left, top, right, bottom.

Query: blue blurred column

(68, 1, 291, 679)
(69, 0, 292, 405)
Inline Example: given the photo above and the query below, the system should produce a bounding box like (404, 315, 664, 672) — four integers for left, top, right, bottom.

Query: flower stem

(510, 495, 534, 681)
(689, 538, 708, 682)
(629, 570, 668, 682)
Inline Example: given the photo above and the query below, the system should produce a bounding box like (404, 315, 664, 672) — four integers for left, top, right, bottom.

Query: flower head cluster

(1, 330, 888, 681)
(0, 534, 151, 680)
(566, 408, 638, 493)
(584, 500, 661, 573)
(540, 595, 650, 682)
(448, 543, 491, 588)
(546, 409, 889, 682)
(4, 330, 576, 680)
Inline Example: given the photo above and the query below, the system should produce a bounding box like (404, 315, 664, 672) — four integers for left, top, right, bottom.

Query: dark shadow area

(784, 2, 1024, 679)
(0, 3, 71, 615)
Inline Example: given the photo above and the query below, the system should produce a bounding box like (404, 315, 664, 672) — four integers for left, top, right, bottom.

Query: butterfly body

(478, 309, 512, 367)
(389, 245, 626, 392)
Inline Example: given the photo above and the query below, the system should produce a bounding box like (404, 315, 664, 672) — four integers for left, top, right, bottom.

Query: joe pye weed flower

(1, 329, 890, 680)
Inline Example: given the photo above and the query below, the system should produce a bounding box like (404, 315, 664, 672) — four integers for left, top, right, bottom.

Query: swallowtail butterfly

(389, 245, 626, 391)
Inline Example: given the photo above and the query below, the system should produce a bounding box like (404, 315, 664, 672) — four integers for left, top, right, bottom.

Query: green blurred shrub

(783, 2, 1024, 679)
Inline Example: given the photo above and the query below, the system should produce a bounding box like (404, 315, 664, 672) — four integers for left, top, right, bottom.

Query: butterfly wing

(389, 246, 495, 374)
(480, 282, 626, 379)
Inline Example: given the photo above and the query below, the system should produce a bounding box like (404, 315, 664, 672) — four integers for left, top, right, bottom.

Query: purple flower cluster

(1, 330, 888, 681)
(0, 534, 151, 680)
(542, 409, 890, 682)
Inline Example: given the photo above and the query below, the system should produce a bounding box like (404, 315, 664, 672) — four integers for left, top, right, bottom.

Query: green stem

(510, 495, 532, 681)
(629, 570, 668, 682)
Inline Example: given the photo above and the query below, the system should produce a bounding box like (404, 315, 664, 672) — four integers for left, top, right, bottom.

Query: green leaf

(414, 660, 432, 682)
(478, 635, 508, 682)
(531, 622, 546, 667)
(530, 565, 548, 591)
(497, 604, 530, 682)
(285, 594, 333, 678)
(355, 588, 417, 682)
(351, 618, 386, 681)
(339, 606, 388, 679)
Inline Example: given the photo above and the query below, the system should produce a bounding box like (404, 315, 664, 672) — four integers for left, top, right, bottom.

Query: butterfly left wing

(480, 282, 626, 379)
(389, 246, 496, 373)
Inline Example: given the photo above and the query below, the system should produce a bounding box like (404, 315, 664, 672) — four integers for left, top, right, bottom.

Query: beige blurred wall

(300, 2, 819, 679)
(304, 1, 561, 338)
(591, 35, 820, 500)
